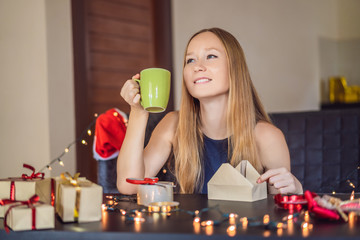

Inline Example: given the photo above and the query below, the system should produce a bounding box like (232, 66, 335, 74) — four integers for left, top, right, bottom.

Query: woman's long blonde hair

(173, 28, 271, 193)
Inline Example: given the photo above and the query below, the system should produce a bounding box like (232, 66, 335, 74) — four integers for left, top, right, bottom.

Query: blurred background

(1, 0, 359, 181)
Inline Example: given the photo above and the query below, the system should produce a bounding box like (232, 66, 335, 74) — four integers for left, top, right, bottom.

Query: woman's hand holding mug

(121, 68, 171, 113)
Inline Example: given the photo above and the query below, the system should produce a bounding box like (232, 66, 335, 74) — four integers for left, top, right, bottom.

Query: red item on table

(274, 194, 307, 212)
(304, 190, 340, 220)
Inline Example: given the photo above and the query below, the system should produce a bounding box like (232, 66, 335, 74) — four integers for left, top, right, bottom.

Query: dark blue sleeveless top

(200, 135, 228, 194)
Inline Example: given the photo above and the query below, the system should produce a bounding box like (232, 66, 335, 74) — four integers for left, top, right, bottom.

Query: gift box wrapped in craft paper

(0, 164, 55, 218)
(208, 160, 267, 202)
(4, 195, 54, 232)
(56, 173, 103, 223)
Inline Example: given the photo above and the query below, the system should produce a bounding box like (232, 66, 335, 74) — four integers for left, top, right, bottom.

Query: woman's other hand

(257, 168, 303, 194)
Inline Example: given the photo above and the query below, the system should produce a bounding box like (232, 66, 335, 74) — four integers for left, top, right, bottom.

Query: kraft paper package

(208, 160, 267, 202)
(56, 175, 103, 223)
(4, 201, 54, 231)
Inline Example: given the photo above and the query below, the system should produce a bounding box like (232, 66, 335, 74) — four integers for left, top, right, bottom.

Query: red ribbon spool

(274, 194, 308, 212)
(304, 191, 340, 220)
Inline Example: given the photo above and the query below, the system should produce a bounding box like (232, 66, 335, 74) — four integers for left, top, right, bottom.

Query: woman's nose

(194, 61, 206, 72)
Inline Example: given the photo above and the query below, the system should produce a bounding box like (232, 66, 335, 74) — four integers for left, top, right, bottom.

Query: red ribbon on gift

(21, 164, 45, 180)
(304, 190, 340, 220)
(0, 198, 17, 206)
(274, 194, 308, 212)
(10, 181, 15, 201)
(3, 194, 40, 233)
(50, 178, 55, 206)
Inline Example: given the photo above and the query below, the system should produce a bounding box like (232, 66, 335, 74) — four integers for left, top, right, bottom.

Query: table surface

(1, 193, 360, 239)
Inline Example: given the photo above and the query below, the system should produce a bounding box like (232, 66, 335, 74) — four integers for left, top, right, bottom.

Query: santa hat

(93, 108, 128, 161)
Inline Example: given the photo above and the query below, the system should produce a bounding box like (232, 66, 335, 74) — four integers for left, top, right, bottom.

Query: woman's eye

(207, 54, 218, 59)
(186, 58, 195, 64)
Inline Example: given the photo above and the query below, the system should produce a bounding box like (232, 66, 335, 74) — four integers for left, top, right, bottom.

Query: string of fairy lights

(102, 195, 315, 237)
(38, 113, 98, 173)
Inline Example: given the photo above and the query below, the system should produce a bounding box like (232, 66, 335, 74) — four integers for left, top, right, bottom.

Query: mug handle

(133, 78, 142, 107)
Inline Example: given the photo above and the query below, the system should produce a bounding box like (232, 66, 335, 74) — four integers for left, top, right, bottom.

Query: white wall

(0, 0, 75, 178)
(319, 0, 360, 102)
(171, 0, 360, 112)
(0, 0, 359, 178)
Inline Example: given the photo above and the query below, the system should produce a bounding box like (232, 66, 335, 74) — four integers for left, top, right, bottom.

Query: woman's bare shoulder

(160, 111, 179, 128)
(255, 121, 290, 169)
(254, 121, 284, 142)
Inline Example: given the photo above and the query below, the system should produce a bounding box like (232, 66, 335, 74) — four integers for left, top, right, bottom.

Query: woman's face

(183, 32, 230, 100)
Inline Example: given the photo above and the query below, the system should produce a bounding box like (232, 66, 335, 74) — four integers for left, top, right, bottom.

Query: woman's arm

(255, 122, 303, 194)
(116, 111, 177, 194)
(116, 75, 177, 194)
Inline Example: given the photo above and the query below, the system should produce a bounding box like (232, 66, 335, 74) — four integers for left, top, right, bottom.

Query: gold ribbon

(59, 172, 92, 220)
(60, 172, 81, 186)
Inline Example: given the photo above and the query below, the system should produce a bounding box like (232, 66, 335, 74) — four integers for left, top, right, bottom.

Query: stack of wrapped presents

(0, 164, 103, 232)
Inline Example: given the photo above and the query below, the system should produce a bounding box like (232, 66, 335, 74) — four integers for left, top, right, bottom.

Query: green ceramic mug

(135, 68, 171, 113)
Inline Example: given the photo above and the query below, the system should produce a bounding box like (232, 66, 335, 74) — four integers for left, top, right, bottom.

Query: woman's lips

(194, 78, 212, 84)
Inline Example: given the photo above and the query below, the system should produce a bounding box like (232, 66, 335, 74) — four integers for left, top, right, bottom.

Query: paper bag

(56, 179, 103, 223)
(5, 203, 55, 231)
(208, 160, 267, 202)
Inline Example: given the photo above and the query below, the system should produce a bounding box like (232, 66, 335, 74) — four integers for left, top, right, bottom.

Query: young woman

(117, 28, 303, 195)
